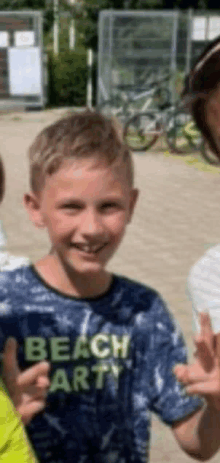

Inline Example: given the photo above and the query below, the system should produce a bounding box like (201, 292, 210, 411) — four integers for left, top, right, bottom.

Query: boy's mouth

(70, 243, 107, 254)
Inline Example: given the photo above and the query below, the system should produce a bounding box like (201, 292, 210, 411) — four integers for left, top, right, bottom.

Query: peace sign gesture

(174, 312, 220, 409)
(2, 337, 50, 424)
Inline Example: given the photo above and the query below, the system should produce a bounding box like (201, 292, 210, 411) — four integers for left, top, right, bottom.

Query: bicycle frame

(118, 86, 168, 114)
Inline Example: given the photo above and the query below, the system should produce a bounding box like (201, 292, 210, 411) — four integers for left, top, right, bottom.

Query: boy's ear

(23, 192, 45, 229)
(128, 188, 139, 223)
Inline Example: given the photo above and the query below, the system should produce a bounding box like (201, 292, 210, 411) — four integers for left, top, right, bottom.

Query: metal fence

(0, 10, 46, 110)
(97, 9, 220, 105)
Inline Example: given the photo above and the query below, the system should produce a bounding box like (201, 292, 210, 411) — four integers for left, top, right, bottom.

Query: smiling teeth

(74, 244, 104, 253)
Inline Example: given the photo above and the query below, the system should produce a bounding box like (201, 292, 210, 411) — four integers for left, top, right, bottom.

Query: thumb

(173, 364, 189, 383)
(18, 400, 46, 426)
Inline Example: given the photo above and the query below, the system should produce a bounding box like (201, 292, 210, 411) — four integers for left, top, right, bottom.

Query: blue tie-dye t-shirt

(0, 266, 203, 463)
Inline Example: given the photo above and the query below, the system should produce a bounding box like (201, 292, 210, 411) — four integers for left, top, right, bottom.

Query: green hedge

(47, 50, 88, 107)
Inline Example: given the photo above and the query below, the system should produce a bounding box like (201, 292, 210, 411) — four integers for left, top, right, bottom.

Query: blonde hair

(28, 110, 134, 193)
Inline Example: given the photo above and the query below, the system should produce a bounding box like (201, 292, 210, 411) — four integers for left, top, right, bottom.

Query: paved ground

(1, 108, 220, 463)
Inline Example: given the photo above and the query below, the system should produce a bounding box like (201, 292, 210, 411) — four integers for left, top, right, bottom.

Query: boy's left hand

(174, 312, 220, 410)
(2, 337, 50, 424)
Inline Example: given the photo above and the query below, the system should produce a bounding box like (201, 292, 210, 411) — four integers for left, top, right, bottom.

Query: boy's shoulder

(114, 274, 176, 331)
(114, 273, 161, 306)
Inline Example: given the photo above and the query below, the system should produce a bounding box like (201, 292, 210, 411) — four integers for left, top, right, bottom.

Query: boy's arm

(172, 313, 220, 461)
(2, 337, 50, 425)
(172, 401, 220, 460)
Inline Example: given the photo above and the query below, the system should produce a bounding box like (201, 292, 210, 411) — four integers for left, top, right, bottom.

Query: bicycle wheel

(97, 97, 124, 119)
(200, 141, 220, 165)
(123, 112, 161, 152)
(166, 109, 202, 154)
(153, 87, 171, 109)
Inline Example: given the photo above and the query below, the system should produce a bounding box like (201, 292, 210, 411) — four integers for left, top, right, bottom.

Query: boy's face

(25, 157, 138, 279)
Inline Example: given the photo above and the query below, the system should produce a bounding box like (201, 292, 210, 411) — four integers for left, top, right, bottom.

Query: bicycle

(123, 103, 202, 154)
(97, 74, 172, 125)
(200, 141, 220, 165)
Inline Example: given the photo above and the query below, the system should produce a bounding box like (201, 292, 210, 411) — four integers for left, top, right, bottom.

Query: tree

(78, 0, 163, 51)
(0, 0, 46, 9)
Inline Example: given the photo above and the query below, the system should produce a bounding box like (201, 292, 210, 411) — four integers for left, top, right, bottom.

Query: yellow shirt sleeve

(0, 377, 38, 462)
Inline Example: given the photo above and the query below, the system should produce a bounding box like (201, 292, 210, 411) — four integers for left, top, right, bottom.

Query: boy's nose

(79, 210, 105, 237)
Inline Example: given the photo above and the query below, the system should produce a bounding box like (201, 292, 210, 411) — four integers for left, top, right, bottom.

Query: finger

(2, 338, 21, 402)
(2, 337, 20, 380)
(29, 388, 48, 401)
(194, 338, 214, 372)
(185, 381, 220, 396)
(36, 375, 50, 390)
(18, 383, 49, 401)
(18, 361, 50, 388)
(173, 364, 189, 383)
(174, 362, 215, 385)
(174, 366, 202, 385)
(29, 378, 50, 399)
(200, 312, 214, 352)
(18, 400, 47, 425)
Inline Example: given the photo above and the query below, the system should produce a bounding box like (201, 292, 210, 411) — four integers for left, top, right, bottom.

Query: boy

(1, 110, 220, 463)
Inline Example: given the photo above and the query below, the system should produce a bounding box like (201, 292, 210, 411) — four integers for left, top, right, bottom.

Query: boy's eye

(62, 204, 82, 210)
(101, 203, 119, 210)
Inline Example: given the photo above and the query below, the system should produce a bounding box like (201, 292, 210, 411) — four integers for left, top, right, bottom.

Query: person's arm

(172, 312, 220, 461)
(2, 337, 50, 425)
(187, 245, 220, 335)
(172, 403, 220, 461)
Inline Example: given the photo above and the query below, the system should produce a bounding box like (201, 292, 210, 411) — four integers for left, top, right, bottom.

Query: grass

(163, 149, 220, 175)
(147, 138, 220, 175)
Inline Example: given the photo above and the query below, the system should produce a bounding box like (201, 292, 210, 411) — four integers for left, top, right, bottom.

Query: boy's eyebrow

(56, 198, 84, 205)
(56, 194, 125, 204)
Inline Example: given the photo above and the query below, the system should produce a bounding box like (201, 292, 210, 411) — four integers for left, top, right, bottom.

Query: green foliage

(0, 0, 45, 8)
(47, 49, 88, 107)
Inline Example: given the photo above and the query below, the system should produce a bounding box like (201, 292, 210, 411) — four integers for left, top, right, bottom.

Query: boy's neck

(34, 255, 113, 299)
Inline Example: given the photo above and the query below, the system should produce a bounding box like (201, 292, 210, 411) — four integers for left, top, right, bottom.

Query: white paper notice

(15, 31, 35, 47)
(8, 47, 41, 95)
(0, 32, 9, 48)
(192, 17, 207, 41)
(208, 17, 220, 40)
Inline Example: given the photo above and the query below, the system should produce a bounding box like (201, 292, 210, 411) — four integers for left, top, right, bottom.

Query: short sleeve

(135, 295, 203, 426)
(187, 245, 220, 334)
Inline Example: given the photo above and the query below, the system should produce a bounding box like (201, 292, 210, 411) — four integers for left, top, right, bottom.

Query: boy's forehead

(45, 155, 131, 187)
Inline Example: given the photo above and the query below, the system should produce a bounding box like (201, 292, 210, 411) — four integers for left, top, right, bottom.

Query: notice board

(8, 47, 41, 96)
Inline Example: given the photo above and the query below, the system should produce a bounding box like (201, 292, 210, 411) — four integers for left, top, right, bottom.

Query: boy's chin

(65, 259, 107, 276)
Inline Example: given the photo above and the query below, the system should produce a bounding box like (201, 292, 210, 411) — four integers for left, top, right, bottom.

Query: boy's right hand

(2, 337, 50, 425)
